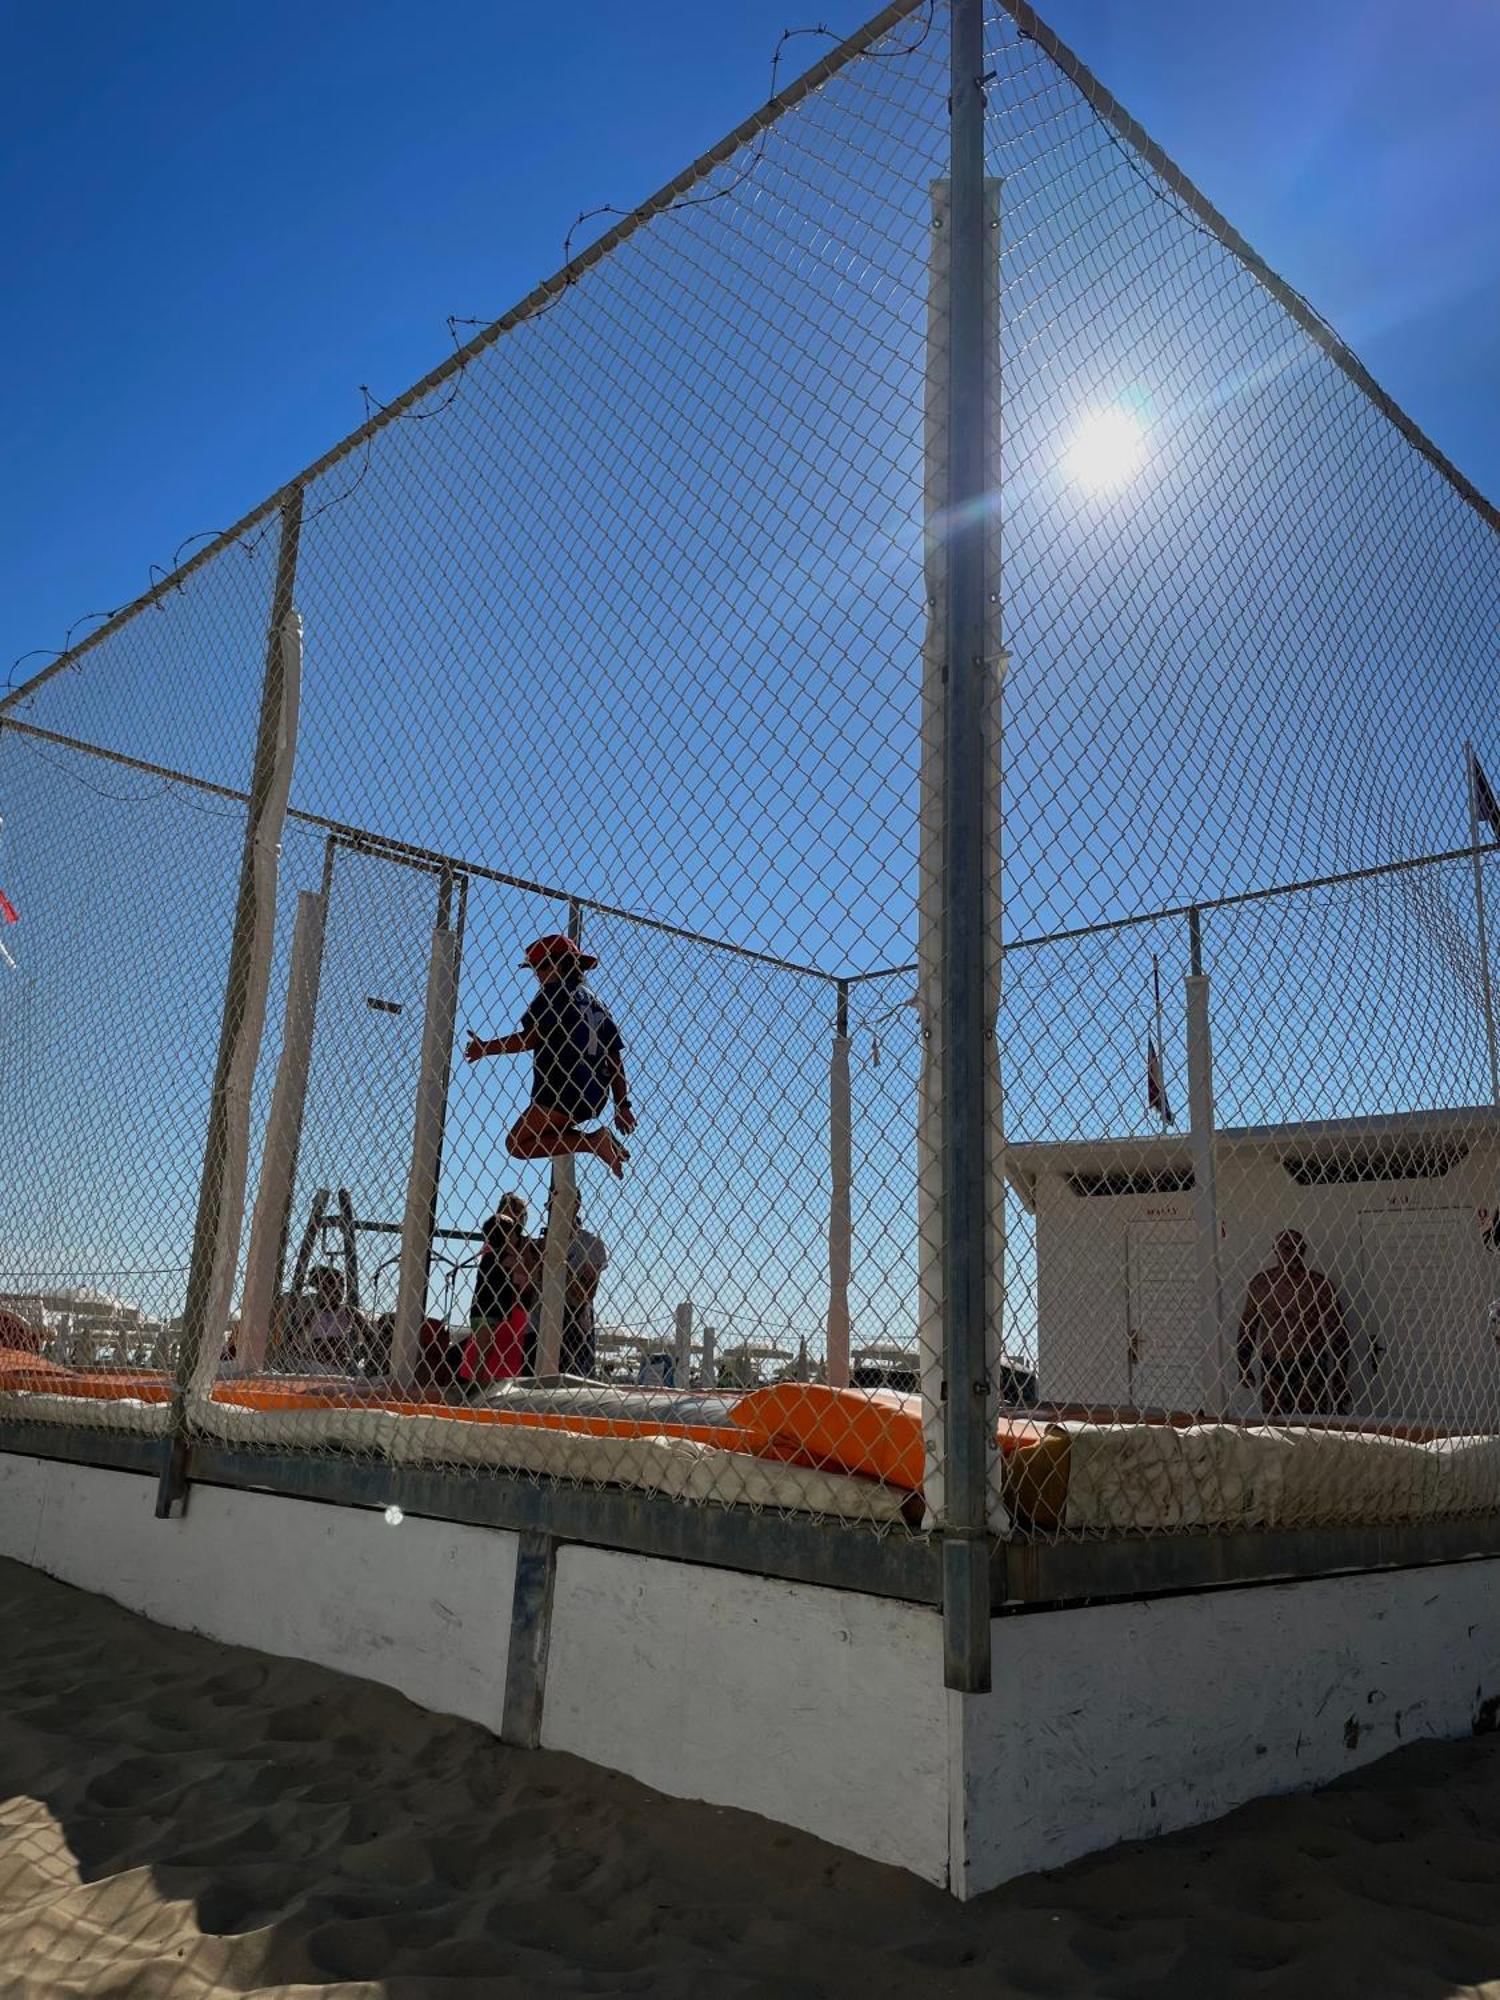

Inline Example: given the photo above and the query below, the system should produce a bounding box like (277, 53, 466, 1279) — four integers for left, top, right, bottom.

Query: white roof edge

(1007, 1103, 1500, 1168)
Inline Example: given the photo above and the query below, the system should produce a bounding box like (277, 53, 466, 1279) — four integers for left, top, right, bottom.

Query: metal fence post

(157, 485, 304, 1515)
(674, 1301, 695, 1389)
(235, 882, 329, 1371)
(939, 0, 995, 1694)
(535, 897, 586, 1380)
(392, 866, 463, 1384)
(1185, 907, 1225, 1412)
(827, 978, 853, 1389)
(1464, 743, 1500, 1106)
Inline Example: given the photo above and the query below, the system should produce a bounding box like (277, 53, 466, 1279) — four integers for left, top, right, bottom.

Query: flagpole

(1466, 742, 1500, 1108)
(1152, 953, 1171, 1128)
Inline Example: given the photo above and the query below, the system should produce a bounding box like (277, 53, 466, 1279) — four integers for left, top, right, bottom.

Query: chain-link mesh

(981, 0, 1500, 1542)
(4, 0, 1500, 1559)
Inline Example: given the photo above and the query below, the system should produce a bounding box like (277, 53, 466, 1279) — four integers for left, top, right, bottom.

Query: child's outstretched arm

(463, 1027, 535, 1063)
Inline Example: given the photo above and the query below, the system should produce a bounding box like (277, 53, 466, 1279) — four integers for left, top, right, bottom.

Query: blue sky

(4, 0, 1497, 664)
(3, 2, 1498, 1370)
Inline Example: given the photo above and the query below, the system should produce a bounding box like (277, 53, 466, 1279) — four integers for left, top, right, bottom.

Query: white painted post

(827, 979, 853, 1390)
(391, 920, 461, 1384)
(535, 1156, 577, 1378)
(1186, 912, 1224, 1411)
(236, 887, 328, 1371)
(182, 602, 304, 1407)
(674, 1301, 694, 1391)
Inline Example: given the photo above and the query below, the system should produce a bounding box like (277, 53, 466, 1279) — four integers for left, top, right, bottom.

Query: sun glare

(1064, 406, 1146, 492)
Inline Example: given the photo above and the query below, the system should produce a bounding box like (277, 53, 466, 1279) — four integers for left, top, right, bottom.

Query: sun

(1063, 406, 1146, 493)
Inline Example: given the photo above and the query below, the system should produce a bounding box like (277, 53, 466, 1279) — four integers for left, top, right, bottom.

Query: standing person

(1236, 1230, 1351, 1419)
(459, 1193, 537, 1390)
(562, 1209, 608, 1378)
(523, 1203, 609, 1378)
(464, 935, 635, 1178)
(293, 1266, 365, 1375)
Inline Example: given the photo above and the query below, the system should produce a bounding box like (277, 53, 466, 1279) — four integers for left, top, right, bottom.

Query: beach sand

(3, 1554, 1500, 1998)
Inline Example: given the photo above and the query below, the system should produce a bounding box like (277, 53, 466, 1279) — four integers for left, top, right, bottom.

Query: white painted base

(961, 1564, 1500, 1898)
(1, 1449, 1497, 1900)
(0, 1453, 518, 1735)
(543, 1544, 951, 1882)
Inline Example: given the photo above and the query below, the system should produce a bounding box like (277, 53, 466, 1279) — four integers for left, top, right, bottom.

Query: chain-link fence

(3, 0, 1500, 1677)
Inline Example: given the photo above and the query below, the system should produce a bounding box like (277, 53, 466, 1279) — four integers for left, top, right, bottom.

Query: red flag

(0, 891, 16, 926)
(1147, 1035, 1173, 1125)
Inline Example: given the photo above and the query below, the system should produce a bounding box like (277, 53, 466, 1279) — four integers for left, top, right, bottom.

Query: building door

(1358, 1207, 1493, 1428)
(1126, 1217, 1199, 1412)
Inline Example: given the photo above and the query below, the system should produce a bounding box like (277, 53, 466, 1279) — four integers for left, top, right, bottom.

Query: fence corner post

(157, 484, 305, 1517)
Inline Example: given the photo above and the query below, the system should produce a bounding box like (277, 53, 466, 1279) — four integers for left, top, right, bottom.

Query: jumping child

(463, 933, 635, 1177)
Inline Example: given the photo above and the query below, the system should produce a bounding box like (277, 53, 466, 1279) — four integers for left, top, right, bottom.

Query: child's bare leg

(507, 1104, 578, 1158)
(507, 1104, 628, 1178)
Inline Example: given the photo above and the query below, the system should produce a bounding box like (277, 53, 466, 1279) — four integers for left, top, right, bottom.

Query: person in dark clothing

(1237, 1229, 1351, 1419)
(459, 1193, 537, 1388)
(463, 934, 635, 1178)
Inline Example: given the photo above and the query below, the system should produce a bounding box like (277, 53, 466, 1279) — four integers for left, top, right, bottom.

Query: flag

(1147, 1034, 1172, 1125)
(0, 890, 16, 926)
(1474, 754, 1500, 844)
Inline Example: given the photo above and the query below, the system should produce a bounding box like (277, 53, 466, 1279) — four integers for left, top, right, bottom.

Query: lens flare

(1064, 406, 1146, 492)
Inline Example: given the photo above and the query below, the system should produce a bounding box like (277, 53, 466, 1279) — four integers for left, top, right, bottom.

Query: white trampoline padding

(186, 1394, 909, 1524)
(0, 1391, 170, 1437)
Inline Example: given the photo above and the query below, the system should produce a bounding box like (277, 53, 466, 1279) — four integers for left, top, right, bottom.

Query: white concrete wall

(6, 1449, 1500, 1905)
(543, 1543, 954, 1885)
(0, 1453, 517, 1733)
(957, 1557, 1500, 1898)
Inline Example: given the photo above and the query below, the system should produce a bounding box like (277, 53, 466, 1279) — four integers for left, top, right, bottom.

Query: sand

(3, 1556, 1500, 1999)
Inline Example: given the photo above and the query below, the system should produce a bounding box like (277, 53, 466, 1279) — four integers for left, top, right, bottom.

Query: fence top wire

(0, 0, 932, 718)
(845, 837, 1500, 983)
(0, 714, 837, 984)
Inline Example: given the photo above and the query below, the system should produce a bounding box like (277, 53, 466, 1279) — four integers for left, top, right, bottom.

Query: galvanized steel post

(940, 0, 995, 1693)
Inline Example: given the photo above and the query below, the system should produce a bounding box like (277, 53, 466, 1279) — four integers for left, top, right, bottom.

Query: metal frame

(992, 0, 1500, 542)
(0, 717, 835, 986)
(995, 1516, 1500, 1609)
(12, 1419, 1500, 1618)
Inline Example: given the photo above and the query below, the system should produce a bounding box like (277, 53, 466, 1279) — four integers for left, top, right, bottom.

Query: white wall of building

(959, 1556, 1500, 1898)
(0, 1452, 517, 1734)
(1024, 1126, 1500, 1423)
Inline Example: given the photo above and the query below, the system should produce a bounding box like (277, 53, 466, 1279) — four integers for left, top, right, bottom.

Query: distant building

(1007, 1107, 1500, 1427)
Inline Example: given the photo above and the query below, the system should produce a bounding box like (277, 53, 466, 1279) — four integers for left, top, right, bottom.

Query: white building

(1006, 1106, 1500, 1428)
